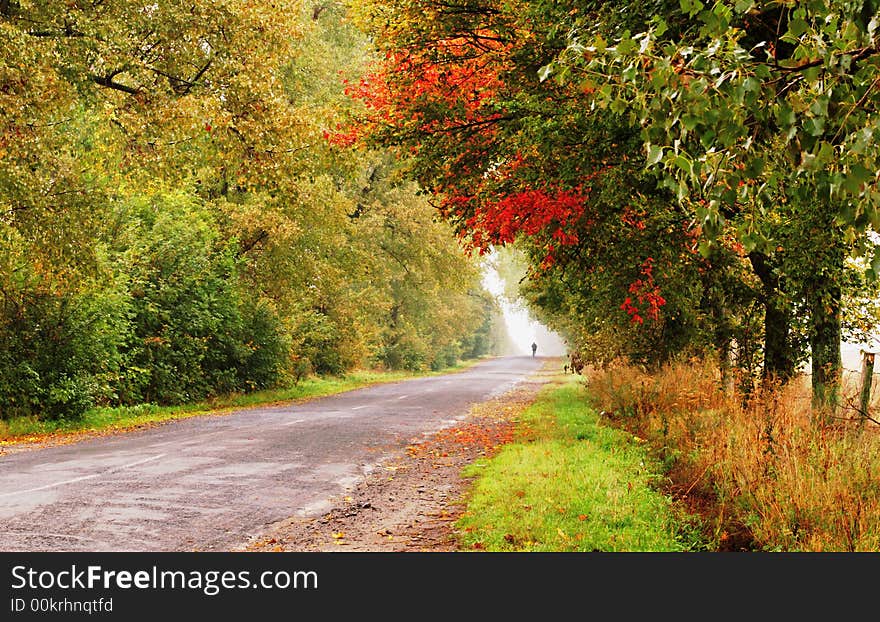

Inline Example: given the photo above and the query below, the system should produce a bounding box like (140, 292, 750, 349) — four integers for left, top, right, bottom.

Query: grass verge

(0, 358, 487, 446)
(454, 372, 707, 552)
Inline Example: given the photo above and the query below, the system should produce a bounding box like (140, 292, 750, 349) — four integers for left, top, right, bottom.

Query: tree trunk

(748, 251, 795, 384)
(764, 299, 794, 382)
(808, 248, 843, 419)
(708, 286, 735, 394)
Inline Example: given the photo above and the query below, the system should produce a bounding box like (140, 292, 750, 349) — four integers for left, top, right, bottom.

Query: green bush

(294, 310, 355, 376)
(430, 342, 461, 371)
(235, 300, 290, 391)
(0, 288, 128, 420)
(378, 334, 428, 371)
(114, 194, 289, 405)
(45, 374, 99, 420)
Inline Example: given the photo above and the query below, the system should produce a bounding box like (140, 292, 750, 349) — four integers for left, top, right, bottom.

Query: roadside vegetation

(455, 372, 707, 552)
(352, 0, 880, 419)
(585, 360, 880, 552)
(351, 1, 880, 553)
(456, 361, 880, 552)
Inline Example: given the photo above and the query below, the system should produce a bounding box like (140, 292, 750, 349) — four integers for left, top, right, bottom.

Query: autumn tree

(536, 0, 880, 412)
(0, 1, 502, 419)
(346, 0, 755, 374)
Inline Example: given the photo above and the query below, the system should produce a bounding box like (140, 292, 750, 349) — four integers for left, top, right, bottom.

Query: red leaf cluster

(620, 258, 666, 324)
(465, 187, 588, 248)
(326, 37, 508, 150)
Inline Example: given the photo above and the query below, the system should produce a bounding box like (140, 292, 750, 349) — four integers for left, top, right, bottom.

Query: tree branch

(839, 397, 880, 426)
(27, 28, 86, 37)
(147, 58, 214, 95)
(90, 72, 140, 95)
(777, 45, 879, 74)
(239, 230, 269, 256)
(312, 3, 329, 21)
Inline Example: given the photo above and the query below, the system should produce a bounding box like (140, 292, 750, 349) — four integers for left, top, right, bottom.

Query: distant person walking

(531, 342, 537, 357)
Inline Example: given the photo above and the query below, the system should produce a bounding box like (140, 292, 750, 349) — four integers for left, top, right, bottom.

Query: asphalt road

(0, 355, 544, 552)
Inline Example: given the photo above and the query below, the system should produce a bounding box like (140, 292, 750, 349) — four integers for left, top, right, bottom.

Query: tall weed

(585, 360, 880, 551)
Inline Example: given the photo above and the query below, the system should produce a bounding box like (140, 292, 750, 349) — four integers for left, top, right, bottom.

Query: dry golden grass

(584, 359, 880, 551)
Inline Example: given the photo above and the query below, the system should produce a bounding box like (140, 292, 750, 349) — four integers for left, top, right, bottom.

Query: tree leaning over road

(344, 0, 733, 371)
(346, 0, 880, 414)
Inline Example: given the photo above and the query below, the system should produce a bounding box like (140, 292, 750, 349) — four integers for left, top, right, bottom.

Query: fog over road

(0, 356, 545, 552)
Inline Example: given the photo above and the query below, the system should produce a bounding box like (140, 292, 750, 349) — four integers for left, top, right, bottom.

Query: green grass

(455, 374, 706, 552)
(0, 358, 486, 444)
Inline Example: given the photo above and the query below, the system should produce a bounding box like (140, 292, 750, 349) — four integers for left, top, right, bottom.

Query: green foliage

(110, 193, 290, 405)
(459, 290, 505, 359)
(549, 0, 880, 398)
(238, 300, 292, 391)
(0, 224, 130, 419)
(0, 265, 129, 419)
(294, 310, 358, 376)
(0, 3, 501, 422)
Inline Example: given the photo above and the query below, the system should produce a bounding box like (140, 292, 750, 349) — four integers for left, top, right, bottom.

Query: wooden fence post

(859, 350, 875, 423)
